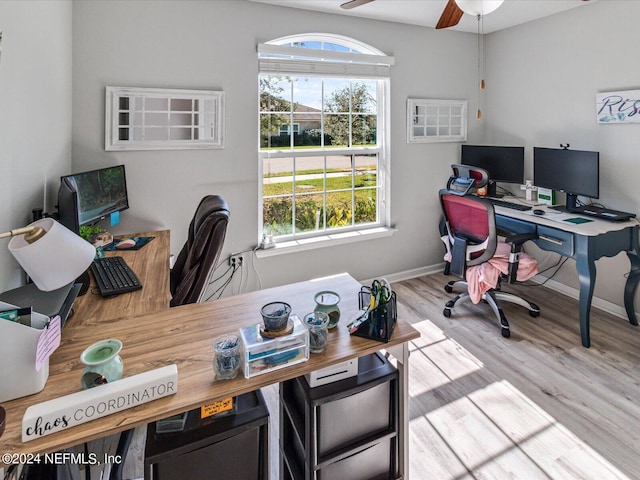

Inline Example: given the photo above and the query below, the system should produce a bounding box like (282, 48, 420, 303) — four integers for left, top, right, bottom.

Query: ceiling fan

(339, 0, 504, 29)
(340, 0, 592, 29)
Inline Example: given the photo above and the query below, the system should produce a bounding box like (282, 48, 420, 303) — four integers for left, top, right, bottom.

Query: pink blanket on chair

(443, 240, 538, 304)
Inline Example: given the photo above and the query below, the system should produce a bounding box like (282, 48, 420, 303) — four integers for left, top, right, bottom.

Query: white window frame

(105, 86, 224, 151)
(407, 98, 467, 143)
(258, 34, 393, 246)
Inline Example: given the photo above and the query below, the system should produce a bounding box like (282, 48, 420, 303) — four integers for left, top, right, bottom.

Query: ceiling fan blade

(436, 0, 464, 29)
(340, 0, 375, 10)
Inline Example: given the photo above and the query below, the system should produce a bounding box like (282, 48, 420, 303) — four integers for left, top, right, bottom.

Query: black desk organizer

(353, 287, 397, 342)
(144, 391, 269, 480)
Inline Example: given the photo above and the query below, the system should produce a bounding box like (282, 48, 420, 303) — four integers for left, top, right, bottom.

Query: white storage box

(0, 301, 50, 402)
(305, 359, 358, 388)
(239, 314, 309, 378)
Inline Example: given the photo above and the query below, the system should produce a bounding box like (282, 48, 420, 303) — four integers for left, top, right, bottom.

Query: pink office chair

(439, 169, 540, 338)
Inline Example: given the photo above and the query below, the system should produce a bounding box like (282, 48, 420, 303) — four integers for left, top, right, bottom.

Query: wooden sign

(22, 365, 177, 442)
(596, 89, 640, 123)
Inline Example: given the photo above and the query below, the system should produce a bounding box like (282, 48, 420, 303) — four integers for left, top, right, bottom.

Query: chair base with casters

(443, 279, 540, 338)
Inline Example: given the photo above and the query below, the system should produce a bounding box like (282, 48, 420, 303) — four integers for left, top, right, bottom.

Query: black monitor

(533, 147, 599, 210)
(461, 145, 524, 197)
(58, 165, 129, 232)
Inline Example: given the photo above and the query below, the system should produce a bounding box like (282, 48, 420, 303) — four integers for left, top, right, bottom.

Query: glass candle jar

(314, 291, 341, 329)
(213, 334, 241, 380)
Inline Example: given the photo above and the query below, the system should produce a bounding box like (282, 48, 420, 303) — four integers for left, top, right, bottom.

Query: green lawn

(264, 172, 376, 196)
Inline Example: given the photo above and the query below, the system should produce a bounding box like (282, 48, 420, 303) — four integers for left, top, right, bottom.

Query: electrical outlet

(229, 254, 244, 268)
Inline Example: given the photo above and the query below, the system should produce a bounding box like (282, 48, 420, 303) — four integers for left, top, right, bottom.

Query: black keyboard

(486, 198, 532, 211)
(91, 256, 142, 296)
(570, 205, 636, 222)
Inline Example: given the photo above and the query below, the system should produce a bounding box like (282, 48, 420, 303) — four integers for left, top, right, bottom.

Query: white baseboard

(361, 263, 446, 286)
(528, 275, 638, 322)
(363, 263, 639, 322)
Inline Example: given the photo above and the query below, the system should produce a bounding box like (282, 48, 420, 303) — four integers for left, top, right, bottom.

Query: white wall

(484, 0, 640, 308)
(71, 0, 479, 291)
(0, 1, 73, 292)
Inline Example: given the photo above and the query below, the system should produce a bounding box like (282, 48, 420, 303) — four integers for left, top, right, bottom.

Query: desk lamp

(1, 218, 95, 292)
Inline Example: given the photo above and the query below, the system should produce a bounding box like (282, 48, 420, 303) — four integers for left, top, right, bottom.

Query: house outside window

(258, 34, 393, 243)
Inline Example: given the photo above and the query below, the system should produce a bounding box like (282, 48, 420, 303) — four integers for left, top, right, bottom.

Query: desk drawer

(536, 226, 574, 257)
(496, 215, 537, 236)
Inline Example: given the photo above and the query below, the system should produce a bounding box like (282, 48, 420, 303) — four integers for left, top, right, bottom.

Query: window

(258, 34, 393, 243)
(279, 123, 300, 135)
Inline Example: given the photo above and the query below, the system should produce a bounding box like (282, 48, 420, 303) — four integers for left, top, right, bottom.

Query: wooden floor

(396, 273, 640, 480)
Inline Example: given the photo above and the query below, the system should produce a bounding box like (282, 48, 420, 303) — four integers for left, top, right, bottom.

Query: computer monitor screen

(461, 145, 525, 184)
(533, 147, 599, 209)
(60, 165, 129, 227)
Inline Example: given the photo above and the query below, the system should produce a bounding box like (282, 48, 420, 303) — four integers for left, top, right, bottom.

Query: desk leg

(575, 252, 596, 348)
(625, 250, 640, 326)
(387, 342, 410, 480)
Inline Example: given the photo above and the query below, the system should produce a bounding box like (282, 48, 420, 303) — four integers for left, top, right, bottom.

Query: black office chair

(144, 196, 234, 478)
(440, 165, 540, 337)
(170, 195, 230, 307)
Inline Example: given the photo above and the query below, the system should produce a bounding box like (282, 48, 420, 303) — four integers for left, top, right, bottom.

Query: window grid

(261, 151, 381, 238)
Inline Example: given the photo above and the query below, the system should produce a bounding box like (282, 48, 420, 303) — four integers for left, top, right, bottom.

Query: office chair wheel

(444, 284, 454, 293)
(499, 310, 511, 338)
(528, 302, 540, 317)
(443, 308, 451, 318)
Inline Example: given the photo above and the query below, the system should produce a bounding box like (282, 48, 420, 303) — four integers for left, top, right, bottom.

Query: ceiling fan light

(454, 0, 504, 16)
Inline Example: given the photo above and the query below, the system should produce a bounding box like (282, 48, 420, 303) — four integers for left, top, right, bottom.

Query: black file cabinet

(144, 390, 269, 480)
(279, 353, 399, 480)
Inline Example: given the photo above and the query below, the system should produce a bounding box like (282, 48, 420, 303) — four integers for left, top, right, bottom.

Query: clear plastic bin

(238, 314, 309, 378)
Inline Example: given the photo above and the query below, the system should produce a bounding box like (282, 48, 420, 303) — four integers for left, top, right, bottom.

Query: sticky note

(110, 210, 120, 226)
(36, 316, 61, 372)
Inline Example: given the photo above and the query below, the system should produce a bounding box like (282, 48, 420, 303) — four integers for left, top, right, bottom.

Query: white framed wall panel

(407, 98, 467, 143)
(105, 86, 224, 151)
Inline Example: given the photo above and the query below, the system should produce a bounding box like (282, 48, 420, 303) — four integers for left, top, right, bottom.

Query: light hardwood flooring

(265, 273, 640, 480)
(396, 273, 640, 480)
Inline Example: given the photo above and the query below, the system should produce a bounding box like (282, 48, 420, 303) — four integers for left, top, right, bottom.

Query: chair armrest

(505, 233, 538, 251)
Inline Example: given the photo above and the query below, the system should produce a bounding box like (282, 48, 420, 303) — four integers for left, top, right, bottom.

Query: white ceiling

(250, 0, 595, 33)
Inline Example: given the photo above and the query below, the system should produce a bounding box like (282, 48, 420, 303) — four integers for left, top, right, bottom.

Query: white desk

(494, 203, 640, 347)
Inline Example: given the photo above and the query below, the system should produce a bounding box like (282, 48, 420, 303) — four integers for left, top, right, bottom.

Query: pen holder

(353, 287, 397, 342)
(213, 334, 241, 380)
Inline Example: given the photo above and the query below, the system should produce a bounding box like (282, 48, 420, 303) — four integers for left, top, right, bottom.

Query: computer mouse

(533, 209, 545, 216)
(116, 238, 136, 249)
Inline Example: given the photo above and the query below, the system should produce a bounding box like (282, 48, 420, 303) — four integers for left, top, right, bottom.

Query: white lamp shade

(455, 0, 504, 16)
(8, 218, 96, 291)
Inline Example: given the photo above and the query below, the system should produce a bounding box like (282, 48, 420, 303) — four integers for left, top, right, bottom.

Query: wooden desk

(72, 230, 171, 323)
(494, 204, 640, 347)
(2, 251, 419, 478)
